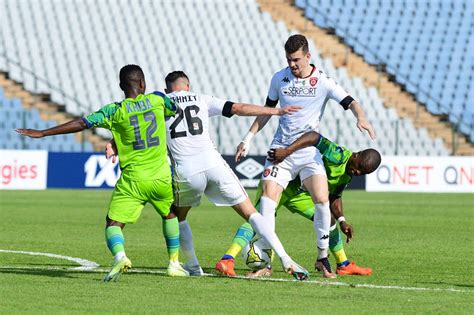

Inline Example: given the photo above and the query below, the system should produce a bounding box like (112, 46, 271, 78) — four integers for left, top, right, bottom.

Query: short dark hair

(285, 34, 309, 54)
(360, 149, 382, 174)
(119, 64, 144, 88)
(165, 71, 189, 90)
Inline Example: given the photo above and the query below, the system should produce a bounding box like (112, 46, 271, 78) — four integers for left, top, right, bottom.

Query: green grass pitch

(0, 189, 473, 313)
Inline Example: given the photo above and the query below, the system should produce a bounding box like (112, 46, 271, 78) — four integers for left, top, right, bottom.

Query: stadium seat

(0, 0, 452, 155)
(298, 0, 472, 141)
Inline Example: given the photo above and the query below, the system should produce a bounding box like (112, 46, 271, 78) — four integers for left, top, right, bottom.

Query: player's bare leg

(173, 206, 202, 276)
(231, 198, 309, 281)
(303, 175, 336, 278)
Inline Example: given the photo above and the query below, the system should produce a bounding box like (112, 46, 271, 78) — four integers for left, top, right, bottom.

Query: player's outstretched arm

(329, 195, 353, 243)
(16, 118, 87, 138)
(267, 131, 321, 163)
(348, 100, 376, 140)
(230, 103, 301, 116)
(235, 115, 271, 162)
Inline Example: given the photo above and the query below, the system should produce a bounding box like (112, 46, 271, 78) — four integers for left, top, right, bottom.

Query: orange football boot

(336, 262, 372, 276)
(215, 258, 237, 277)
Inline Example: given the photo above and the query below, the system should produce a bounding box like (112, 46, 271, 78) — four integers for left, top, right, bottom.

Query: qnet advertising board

(0, 150, 48, 190)
(366, 156, 474, 193)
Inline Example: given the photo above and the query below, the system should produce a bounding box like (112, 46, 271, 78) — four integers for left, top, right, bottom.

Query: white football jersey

(267, 65, 353, 147)
(166, 90, 233, 175)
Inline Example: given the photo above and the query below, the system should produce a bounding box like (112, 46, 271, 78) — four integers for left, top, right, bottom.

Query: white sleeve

(267, 72, 280, 102)
(325, 75, 351, 105)
(201, 94, 229, 117)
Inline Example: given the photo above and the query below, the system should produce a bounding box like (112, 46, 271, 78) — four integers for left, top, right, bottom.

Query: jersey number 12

(129, 112, 160, 150)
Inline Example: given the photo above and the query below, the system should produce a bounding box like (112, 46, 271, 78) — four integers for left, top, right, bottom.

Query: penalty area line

(0, 264, 470, 293)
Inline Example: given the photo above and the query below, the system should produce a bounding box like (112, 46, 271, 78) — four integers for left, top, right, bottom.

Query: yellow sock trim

(226, 243, 243, 259)
(333, 249, 348, 265)
(169, 252, 179, 263)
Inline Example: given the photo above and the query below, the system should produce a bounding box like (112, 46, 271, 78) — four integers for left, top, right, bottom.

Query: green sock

(105, 226, 125, 257)
(329, 225, 349, 266)
(224, 223, 255, 259)
(163, 217, 180, 263)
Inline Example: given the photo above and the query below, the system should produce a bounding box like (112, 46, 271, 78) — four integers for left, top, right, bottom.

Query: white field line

(0, 249, 99, 270)
(0, 249, 471, 293)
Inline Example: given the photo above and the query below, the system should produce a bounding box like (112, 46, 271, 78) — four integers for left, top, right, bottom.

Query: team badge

(263, 168, 271, 177)
(310, 77, 318, 86)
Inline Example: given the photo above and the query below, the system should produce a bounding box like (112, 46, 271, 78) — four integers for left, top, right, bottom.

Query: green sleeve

(152, 91, 177, 117)
(315, 135, 350, 165)
(82, 103, 119, 129)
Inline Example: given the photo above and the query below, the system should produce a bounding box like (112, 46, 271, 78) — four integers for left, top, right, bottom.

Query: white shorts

(262, 146, 326, 189)
(173, 157, 248, 207)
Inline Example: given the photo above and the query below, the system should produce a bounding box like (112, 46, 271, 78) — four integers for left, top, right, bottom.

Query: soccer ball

(242, 238, 274, 271)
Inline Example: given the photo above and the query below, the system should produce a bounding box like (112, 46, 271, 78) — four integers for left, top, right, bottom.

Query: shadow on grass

(420, 281, 474, 289)
(0, 267, 79, 279)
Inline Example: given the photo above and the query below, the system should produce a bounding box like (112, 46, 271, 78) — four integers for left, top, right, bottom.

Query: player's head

(285, 34, 311, 78)
(346, 149, 381, 176)
(165, 71, 190, 93)
(119, 64, 145, 94)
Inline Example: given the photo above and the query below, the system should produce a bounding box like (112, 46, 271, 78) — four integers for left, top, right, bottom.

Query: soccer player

(235, 34, 376, 278)
(107, 71, 310, 280)
(16, 65, 189, 281)
(216, 131, 381, 277)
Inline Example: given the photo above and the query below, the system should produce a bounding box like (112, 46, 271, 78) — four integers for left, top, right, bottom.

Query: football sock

(314, 201, 331, 259)
(163, 217, 180, 263)
(179, 220, 200, 267)
(224, 222, 255, 259)
(259, 196, 277, 230)
(248, 213, 288, 259)
(105, 226, 126, 262)
(329, 224, 349, 266)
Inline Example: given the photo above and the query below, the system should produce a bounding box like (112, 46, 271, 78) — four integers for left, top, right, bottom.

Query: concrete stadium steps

(0, 71, 106, 151)
(256, 0, 473, 155)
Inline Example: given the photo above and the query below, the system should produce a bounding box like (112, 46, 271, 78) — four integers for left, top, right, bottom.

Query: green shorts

(255, 178, 315, 220)
(107, 176, 174, 224)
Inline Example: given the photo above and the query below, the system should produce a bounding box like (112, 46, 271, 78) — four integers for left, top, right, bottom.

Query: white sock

(248, 213, 288, 259)
(114, 251, 126, 263)
(259, 196, 277, 231)
(314, 202, 331, 259)
(179, 220, 199, 267)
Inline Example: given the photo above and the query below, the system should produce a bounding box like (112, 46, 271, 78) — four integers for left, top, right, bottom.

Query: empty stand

(296, 0, 473, 142)
(0, 0, 450, 155)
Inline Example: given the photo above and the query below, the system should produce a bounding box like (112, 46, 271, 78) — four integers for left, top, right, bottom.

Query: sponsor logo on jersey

(263, 168, 271, 177)
(282, 86, 317, 97)
(282, 77, 290, 83)
(235, 158, 264, 179)
(310, 77, 318, 86)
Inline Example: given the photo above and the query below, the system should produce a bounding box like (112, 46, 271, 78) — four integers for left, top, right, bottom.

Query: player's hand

(15, 128, 45, 138)
(105, 141, 118, 163)
(356, 118, 376, 140)
(267, 148, 290, 163)
(339, 221, 354, 243)
(278, 105, 302, 116)
(235, 141, 250, 162)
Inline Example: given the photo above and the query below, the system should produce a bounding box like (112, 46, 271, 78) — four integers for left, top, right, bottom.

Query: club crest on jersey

(310, 77, 318, 86)
(263, 168, 271, 177)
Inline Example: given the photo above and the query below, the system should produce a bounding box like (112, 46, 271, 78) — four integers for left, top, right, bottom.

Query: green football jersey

(83, 91, 177, 181)
(316, 135, 353, 197)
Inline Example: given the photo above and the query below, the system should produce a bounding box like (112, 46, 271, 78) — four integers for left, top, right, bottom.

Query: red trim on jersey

(302, 64, 317, 79)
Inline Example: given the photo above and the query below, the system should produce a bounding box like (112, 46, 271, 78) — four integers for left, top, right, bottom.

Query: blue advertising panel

(47, 152, 120, 188)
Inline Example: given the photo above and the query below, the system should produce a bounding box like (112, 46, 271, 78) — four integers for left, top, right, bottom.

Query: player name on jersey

(125, 99, 153, 113)
(169, 95, 197, 104)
